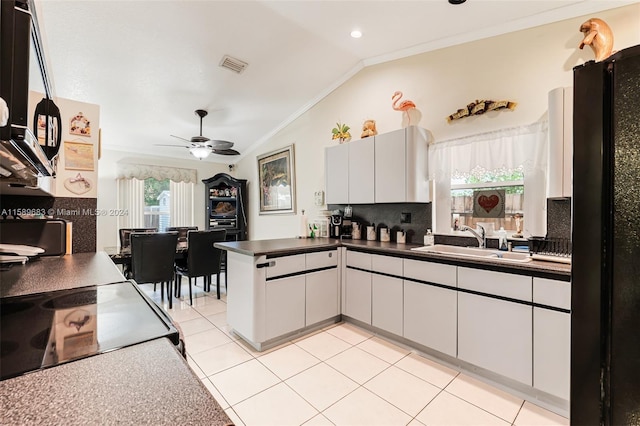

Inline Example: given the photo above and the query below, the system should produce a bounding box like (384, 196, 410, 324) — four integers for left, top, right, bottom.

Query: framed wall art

(64, 141, 95, 171)
(69, 112, 91, 136)
(257, 144, 296, 215)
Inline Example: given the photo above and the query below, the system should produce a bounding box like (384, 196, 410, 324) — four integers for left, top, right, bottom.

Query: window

(429, 122, 548, 236)
(451, 166, 524, 232)
(144, 178, 170, 232)
(116, 164, 196, 238)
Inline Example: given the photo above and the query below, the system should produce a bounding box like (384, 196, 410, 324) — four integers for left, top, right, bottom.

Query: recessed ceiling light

(449, 0, 466, 4)
(350, 30, 362, 39)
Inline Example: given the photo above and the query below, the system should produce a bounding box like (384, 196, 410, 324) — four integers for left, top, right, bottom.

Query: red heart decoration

(478, 195, 500, 213)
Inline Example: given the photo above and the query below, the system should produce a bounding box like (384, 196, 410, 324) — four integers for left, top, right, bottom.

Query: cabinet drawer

(371, 254, 403, 276)
(403, 259, 456, 287)
(346, 250, 371, 270)
(458, 267, 531, 301)
(265, 254, 306, 278)
(306, 250, 338, 270)
(533, 278, 571, 310)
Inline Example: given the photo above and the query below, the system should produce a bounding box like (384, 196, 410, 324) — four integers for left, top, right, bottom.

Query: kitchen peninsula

(217, 237, 571, 413)
(0, 252, 232, 425)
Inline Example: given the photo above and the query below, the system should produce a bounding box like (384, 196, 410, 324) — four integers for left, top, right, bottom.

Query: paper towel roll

(299, 211, 308, 238)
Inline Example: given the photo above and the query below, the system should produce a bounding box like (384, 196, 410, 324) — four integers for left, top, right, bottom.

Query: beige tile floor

(141, 277, 570, 426)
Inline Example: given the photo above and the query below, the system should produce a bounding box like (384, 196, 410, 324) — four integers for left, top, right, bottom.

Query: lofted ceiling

(30, 0, 635, 163)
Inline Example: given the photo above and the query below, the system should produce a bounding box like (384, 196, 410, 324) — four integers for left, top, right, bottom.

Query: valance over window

(116, 163, 197, 184)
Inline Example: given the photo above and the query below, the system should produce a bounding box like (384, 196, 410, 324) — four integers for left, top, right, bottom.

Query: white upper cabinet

(325, 143, 349, 204)
(375, 126, 431, 203)
(325, 126, 430, 204)
(548, 87, 573, 198)
(348, 138, 375, 204)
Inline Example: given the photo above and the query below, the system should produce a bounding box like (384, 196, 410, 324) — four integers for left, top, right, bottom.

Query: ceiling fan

(156, 109, 240, 159)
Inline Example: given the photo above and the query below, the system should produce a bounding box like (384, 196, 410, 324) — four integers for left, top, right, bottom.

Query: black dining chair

(119, 227, 157, 249)
(166, 226, 198, 247)
(175, 229, 227, 304)
(130, 232, 179, 309)
(118, 228, 157, 278)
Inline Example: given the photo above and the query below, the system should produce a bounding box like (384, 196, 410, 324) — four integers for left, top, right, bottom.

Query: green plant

(331, 122, 351, 141)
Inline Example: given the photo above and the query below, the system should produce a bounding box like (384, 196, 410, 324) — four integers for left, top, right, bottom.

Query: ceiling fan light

(190, 146, 211, 159)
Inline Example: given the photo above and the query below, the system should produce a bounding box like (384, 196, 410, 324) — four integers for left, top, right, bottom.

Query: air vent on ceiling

(219, 55, 248, 74)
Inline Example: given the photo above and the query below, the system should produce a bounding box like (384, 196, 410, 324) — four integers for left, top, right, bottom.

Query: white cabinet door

(374, 126, 430, 203)
(348, 138, 375, 204)
(533, 277, 570, 400)
(372, 274, 403, 335)
(534, 308, 570, 400)
(345, 267, 371, 324)
(306, 268, 339, 326)
(374, 128, 405, 203)
(325, 144, 349, 204)
(458, 292, 532, 385)
(265, 275, 306, 341)
(403, 281, 457, 357)
(405, 126, 431, 203)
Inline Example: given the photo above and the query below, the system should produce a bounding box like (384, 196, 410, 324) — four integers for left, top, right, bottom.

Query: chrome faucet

(460, 224, 486, 248)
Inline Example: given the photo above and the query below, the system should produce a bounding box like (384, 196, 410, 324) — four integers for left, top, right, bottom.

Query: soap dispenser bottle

(498, 227, 508, 251)
(424, 229, 434, 246)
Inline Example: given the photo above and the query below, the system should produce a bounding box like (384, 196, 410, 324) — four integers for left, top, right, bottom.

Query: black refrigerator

(572, 44, 640, 425)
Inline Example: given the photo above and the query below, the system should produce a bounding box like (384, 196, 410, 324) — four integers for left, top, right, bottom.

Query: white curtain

(170, 180, 194, 227)
(429, 121, 548, 236)
(117, 178, 145, 230)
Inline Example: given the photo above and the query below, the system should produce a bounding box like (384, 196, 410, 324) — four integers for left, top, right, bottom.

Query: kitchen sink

(411, 244, 532, 263)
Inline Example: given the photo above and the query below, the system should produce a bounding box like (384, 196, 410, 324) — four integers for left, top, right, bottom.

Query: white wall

(234, 5, 640, 241)
(96, 149, 229, 250)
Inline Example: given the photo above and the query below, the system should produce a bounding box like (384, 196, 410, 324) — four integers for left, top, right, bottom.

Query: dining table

(104, 242, 188, 267)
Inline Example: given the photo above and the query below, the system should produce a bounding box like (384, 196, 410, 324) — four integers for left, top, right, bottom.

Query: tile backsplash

(547, 198, 571, 240)
(329, 197, 572, 245)
(0, 195, 97, 253)
(327, 203, 431, 244)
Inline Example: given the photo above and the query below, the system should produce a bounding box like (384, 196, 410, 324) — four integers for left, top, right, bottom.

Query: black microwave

(0, 0, 57, 179)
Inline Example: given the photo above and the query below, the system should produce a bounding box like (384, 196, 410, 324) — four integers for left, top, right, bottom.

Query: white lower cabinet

(371, 254, 403, 335)
(402, 259, 457, 357)
(403, 281, 457, 357)
(534, 307, 570, 399)
(306, 268, 339, 326)
(372, 274, 403, 335)
(533, 277, 571, 400)
(264, 275, 306, 341)
(457, 267, 533, 385)
(345, 267, 371, 324)
(458, 292, 532, 385)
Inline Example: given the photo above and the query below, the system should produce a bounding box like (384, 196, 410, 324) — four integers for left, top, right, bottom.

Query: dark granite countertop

(216, 238, 571, 279)
(215, 237, 339, 257)
(0, 253, 233, 425)
(0, 338, 232, 425)
(1, 252, 125, 298)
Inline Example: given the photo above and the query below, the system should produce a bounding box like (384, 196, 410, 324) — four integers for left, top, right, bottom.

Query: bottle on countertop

(299, 209, 308, 238)
(498, 227, 508, 251)
(424, 229, 434, 246)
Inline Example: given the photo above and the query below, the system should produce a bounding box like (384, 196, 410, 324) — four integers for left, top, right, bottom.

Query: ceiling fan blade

(169, 134, 193, 143)
(154, 144, 190, 148)
(206, 140, 234, 150)
(212, 148, 240, 156)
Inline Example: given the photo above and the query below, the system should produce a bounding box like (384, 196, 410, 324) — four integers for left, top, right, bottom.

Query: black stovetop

(0, 281, 179, 381)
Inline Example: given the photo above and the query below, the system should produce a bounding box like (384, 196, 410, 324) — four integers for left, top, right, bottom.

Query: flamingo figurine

(391, 91, 422, 127)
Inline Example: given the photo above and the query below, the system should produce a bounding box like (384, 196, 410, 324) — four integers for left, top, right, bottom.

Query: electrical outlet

(401, 212, 411, 223)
